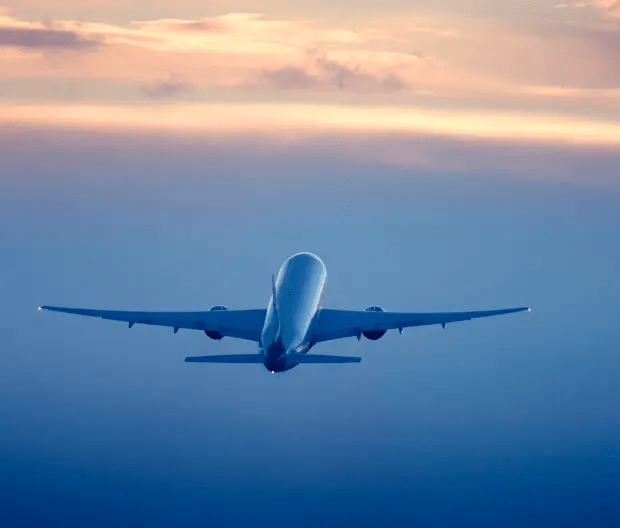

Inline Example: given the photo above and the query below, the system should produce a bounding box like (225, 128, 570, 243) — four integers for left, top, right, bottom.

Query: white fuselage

(259, 252, 326, 372)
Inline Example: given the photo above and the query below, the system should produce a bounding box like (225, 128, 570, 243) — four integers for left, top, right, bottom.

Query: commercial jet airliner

(40, 252, 528, 373)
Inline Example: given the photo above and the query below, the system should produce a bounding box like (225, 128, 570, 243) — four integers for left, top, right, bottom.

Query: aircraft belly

(276, 253, 326, 352)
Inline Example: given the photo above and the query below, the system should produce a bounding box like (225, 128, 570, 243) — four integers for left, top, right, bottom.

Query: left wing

(313, 306, 529, 343)
(40, 305, 266, 342)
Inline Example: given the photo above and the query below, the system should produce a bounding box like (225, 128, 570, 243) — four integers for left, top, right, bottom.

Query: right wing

(40, 305, 266, 342)
(313, 306, 529, 343)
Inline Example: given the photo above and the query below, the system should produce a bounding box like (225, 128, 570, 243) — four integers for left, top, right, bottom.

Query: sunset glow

(4, 102, 620, 146)
(1, 1, 620, 163)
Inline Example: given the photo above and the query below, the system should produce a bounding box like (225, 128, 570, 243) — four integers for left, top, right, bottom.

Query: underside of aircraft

(40, 252, 529, 373)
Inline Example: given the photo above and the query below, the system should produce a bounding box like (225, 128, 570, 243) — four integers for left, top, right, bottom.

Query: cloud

(554, 2, 587, 7)
(595, 0, 620, 17)
(317, 57, 406, 91)
(169, 19, 227, 32)
(125, 12, 363, 53)
(262, 55, 406, 92)
(3, 101, 620, 148)
(262, 66, 318, 89)
(0, 27, 99, 48)
(583, 0, 620, 23)
(140, 74, 191, 98)
(2, 6, 620, 136)
(408, 26, 460, 38)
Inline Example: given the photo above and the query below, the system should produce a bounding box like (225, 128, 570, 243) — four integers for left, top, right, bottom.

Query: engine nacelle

(362, 306, 387, 340)
(204, 305, 228, 340)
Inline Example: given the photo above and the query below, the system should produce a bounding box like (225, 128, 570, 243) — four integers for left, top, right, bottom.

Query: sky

(2, 0, 620, 146)
(1, 1, 620, 527)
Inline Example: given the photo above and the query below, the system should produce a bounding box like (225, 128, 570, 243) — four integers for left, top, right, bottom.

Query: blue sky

(3, 0, 620, 524)
(1, 128, 619, 526)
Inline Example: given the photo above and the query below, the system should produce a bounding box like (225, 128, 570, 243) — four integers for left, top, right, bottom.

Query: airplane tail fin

(185, 354, 263, 363)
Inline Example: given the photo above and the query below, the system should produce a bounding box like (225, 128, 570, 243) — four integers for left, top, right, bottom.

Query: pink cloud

(261, 55, 406, 92)
(1, 5, 620, 145)
(0, 26, 99, 48)
(140, 73, 191, 98)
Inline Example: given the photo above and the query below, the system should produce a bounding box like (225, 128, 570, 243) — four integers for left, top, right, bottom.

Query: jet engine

(362, 306, 387, 340)
(204, 305, 228, 340)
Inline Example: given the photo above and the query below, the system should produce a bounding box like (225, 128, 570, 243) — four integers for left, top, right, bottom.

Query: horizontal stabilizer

(185, 354, 263, 363)
(293, 354, 361, 364)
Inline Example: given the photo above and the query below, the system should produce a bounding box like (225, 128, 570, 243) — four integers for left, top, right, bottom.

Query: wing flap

(40, 305, 266, 342)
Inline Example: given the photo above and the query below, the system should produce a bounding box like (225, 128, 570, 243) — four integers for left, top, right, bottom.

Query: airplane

(39, 252, 529, 373)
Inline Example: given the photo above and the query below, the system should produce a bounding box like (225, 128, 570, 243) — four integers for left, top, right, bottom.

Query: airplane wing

(312, 306, 529, 343)
(39, 305, 266, 342)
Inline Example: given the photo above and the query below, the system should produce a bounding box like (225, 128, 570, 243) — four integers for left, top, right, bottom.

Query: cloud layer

(1, 3, 620, 148)
(0, 27, 99, 48)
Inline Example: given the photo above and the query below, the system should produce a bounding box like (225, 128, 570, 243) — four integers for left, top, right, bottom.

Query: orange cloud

(1, 4, 620, 146)
(3, 101, 620, 146)
(590, 0, 620, 17)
